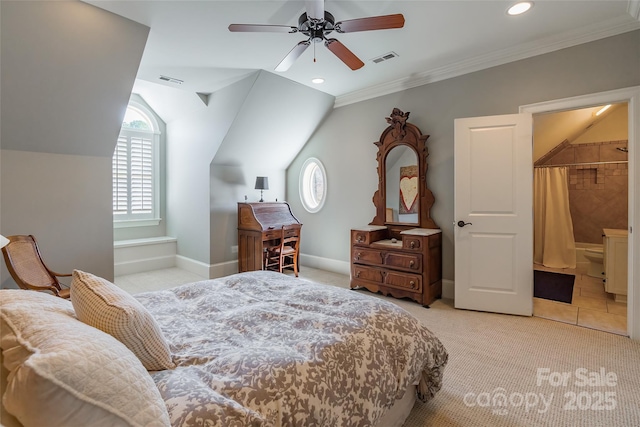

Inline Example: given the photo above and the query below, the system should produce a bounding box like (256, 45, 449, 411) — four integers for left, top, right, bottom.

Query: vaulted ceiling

(86, 0, 640, 110)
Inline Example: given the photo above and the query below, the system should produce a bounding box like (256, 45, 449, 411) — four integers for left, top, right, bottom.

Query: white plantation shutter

(130, 135, 154, 214)
(112, 128, 159, 223)
(113, 102, 160, 225)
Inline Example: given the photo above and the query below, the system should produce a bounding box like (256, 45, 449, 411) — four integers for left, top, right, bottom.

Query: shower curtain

(534, 167, 576, 268)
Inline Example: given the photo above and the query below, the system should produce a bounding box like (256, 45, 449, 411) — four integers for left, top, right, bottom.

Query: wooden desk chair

(264, 225, 300, 277)
(1, 235, 71, 298)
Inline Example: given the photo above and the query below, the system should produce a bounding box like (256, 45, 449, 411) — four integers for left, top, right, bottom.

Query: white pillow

(70, 270, 175, 371)
(0, 289, 171, 427)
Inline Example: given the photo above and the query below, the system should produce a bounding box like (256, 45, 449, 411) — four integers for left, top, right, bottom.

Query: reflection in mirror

(385, 145, 419, 224)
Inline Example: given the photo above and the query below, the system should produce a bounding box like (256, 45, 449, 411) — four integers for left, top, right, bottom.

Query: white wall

(0, 1, 149, 284)
(287, 30, 640, 282)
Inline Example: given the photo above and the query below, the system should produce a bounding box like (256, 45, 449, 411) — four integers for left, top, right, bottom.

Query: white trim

(300, 253, 350, 276)
(442, 279, 455, 300)
(175, 255, 214, 279)
(210, 260, 239, 279)
(114, 236, 176, 248)
(299, 157, 327, 213)
(114, 255, 176, 277)
(113, 218, 161, 228)
(520, 86, 640, 340)
(335, 18, 640, 108)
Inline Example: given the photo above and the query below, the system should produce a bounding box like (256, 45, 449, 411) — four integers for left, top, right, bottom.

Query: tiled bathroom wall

(539, 140, 628, 244)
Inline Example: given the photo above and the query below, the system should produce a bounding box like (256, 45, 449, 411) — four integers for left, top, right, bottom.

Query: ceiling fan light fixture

(507, 1, 533, 16)
(311, 77, 325, 84)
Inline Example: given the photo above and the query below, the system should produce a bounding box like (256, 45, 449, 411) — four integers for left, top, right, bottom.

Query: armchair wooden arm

(1, 235, 72, 298)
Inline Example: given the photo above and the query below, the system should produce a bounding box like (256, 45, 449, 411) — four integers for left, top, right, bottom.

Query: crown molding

(334, 16, 640, 109)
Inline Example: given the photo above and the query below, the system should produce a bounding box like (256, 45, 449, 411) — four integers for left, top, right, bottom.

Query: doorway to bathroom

(530, 102, 629, 335)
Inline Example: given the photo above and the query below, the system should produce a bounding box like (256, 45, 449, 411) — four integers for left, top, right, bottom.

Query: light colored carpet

(115, 267, 640, 427)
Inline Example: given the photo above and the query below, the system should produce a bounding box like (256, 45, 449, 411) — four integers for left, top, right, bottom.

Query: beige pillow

(0, 289, 171, 427)
(70, 270, 175, 371)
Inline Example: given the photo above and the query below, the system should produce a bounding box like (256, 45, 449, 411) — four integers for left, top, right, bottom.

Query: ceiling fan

(228, 0, 404, 71)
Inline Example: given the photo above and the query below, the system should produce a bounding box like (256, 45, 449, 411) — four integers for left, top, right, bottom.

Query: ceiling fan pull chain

(314, 42, 316, 63)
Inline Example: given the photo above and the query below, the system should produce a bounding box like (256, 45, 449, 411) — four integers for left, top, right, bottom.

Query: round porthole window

(299, 157, 327, 213)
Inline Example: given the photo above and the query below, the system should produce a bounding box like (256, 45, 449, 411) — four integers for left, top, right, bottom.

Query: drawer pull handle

(356, 253, 361, 260)
(357, 236, 363, 242)
(409, 260, 415, 267)
(410, 280, 416, 289)
(356, 271, 360, 278)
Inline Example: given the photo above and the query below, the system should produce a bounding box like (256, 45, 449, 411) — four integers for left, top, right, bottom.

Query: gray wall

(166, 70, 333, 268)
(0, 1, 149, 284)
(166, 74, 258, 265)
(210, 71, 334, 265)
(287, 30, 640, 281)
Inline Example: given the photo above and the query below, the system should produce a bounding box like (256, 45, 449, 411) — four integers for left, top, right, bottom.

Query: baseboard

(210, 260, 239, 278)
(114, 255, 176, 276)
(442, 279, 454, 300)
(175, 255, 212, 278)
(299, 254, 351, 275)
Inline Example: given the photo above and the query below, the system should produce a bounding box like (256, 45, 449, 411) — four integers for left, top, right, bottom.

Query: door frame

(520, 86, 640, 340)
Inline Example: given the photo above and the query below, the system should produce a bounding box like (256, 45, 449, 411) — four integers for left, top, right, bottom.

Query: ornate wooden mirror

(370, 108, 437, 229)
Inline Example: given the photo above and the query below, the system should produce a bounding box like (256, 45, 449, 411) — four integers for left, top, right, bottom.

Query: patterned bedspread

(135, 270, 448, 427)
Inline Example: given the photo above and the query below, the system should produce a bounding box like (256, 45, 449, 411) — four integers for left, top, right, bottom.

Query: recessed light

(311, 78, 325, 84)
(507, 1, 533, 16)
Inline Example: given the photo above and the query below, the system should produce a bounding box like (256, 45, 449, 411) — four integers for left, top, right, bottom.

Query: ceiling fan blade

(275, 40, 311, 72)
(305, 0, 325, 21)
(324, 39, 364, 70)
(228, 24, 298, 33)
(336, 14, 405, 33)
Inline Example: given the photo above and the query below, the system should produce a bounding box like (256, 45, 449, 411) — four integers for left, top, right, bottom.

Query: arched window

(112, 101, 160, 226)
(299, 157, 327, 213)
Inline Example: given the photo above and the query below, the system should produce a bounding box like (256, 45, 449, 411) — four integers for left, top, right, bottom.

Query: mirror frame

(370, 108, 438, 229)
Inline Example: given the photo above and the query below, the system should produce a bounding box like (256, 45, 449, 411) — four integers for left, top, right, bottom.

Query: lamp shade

(255, 176, 269, 190)
(0, 235, 9, 249)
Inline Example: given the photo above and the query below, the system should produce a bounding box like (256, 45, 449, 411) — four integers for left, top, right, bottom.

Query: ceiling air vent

(159, 75, 184, 85)
(371, 51, 398, 64)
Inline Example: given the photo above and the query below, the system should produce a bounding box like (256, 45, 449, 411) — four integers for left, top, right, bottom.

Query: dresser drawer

(352, 247, 384, 265)
(352, 265, 422, 292)
(351, 229, 387, 246)
(383, 252, 422, 271)
(353, 248, 422, 272)
(352, 265, 384, 284)
(384, 271, 422, 292)
(402, 236, 423, 251)
(264, 230, 279, 240)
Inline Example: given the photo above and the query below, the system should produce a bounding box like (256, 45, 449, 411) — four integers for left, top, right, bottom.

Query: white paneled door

(454, 113, 533, 316)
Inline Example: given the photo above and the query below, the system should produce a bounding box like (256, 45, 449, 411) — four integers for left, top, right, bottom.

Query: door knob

(457, 220, 472, 227)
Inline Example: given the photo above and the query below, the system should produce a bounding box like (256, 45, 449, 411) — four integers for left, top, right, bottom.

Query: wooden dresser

(350, 108, 442, 307)
(351, 226, 442, 307)
(237, 202, 302, 272)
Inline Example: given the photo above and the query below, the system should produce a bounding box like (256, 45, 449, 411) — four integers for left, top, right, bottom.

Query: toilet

(584, 247, 604, 278)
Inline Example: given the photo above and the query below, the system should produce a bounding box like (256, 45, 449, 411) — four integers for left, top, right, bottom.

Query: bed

(0, 270, 448, 427)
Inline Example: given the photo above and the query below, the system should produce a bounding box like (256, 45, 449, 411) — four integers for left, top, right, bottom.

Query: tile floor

(533, 264, 627, 335)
